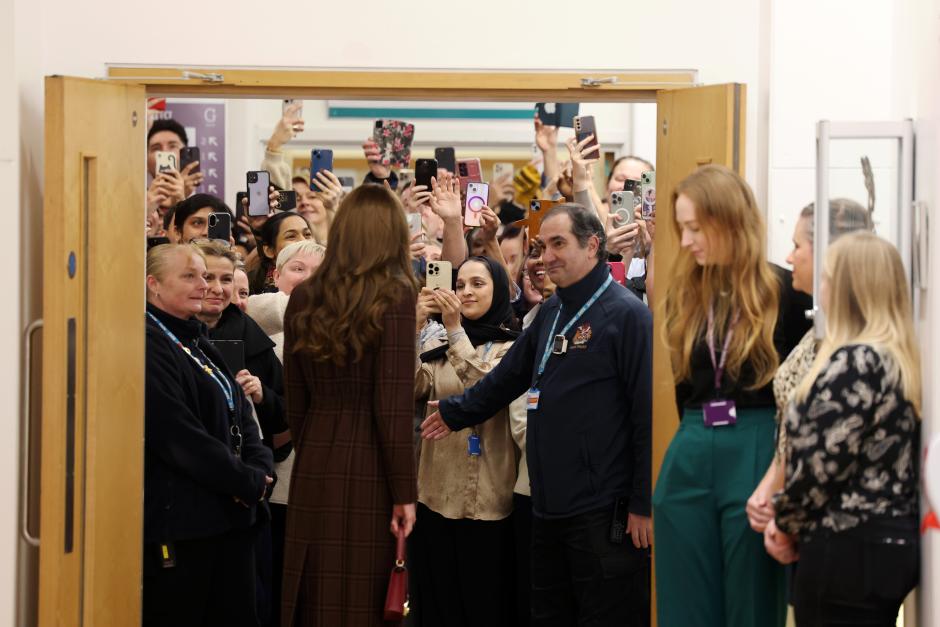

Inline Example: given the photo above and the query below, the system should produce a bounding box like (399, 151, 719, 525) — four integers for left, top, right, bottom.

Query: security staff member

(422, 204, 652, 626)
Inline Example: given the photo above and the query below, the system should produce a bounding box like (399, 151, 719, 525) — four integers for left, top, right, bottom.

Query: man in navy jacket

(422, 203, 652, 626)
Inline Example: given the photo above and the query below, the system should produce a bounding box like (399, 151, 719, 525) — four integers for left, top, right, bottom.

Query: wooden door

(650, 83, 746, 624)
(41, 76, 146, 627)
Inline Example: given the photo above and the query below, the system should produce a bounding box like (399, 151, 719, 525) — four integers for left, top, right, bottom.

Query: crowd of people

(142, 103, 921, 627)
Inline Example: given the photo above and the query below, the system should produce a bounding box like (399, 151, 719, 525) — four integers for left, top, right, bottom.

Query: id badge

(526, 388, 541, 410)
(468, 434, 482, 456)
(703, 399, 737, 427)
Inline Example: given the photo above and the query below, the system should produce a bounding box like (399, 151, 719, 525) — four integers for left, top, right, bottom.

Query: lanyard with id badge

(467, 342, 494, 457)
(527, 275, 612, 411)
(702, 306, 739, 427)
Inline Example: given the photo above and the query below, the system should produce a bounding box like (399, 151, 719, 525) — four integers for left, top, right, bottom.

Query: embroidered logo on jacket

(571, 323, 592, 348)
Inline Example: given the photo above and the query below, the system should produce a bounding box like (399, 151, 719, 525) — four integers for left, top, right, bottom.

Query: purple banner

(161, 100, 226, 202)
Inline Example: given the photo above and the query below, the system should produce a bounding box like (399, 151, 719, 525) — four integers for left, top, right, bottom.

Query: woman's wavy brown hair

(662, 165, 781, 388)
(286, 185, 417, 366)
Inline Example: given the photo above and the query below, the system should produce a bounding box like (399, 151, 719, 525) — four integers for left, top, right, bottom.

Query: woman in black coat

(144, 243, 273, 627)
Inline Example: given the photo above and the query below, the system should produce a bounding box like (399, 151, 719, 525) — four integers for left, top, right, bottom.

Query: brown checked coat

(280, 288, 418, 626)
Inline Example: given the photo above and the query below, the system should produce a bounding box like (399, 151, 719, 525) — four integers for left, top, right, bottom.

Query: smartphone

(574, 115, 599, 153)
(278, 190, 298, 211)
(372, 119, 415, 169)
(406, 213, 423, 237)
(607, 261, 627, 287)
(528, 198, 558, 241)
(609, 496, 629, 544)
(235, 191, 248, 222)
(426, 260, 453, 292)
(434, 147, 457, 174)
(640, 171, 656, 220)
(309, 148, 334, 191)
(155, 151, 178, 174)
(535, 102, 580, 128)
(610, 191, 635, 225)
(247, 171, 271, 217)
(338, 176, 355, 192)
(208, 212, 232, 242)
(179, 147, 200, 174)
(415, 158, 438, 189)
(282, 98, 303, 118)
(457, 158, 482, 195)
(211, 339, 246, 374)
(465, 182, 489, 227)
(493, 162, 514, 181)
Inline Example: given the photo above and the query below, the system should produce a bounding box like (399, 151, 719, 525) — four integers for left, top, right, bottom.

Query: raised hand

(362, 138, 390, 179)
(429, 175, 462, 223)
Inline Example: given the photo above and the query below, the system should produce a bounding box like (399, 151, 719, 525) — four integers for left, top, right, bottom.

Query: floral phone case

(372, 119, 415, 169)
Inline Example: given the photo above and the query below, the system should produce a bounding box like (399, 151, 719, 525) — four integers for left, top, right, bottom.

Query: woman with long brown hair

(280, 185, 418, 626)
(652, 165, 811, 627)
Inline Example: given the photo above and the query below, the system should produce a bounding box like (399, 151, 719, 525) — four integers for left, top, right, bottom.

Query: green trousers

(652, 407, 786, 627)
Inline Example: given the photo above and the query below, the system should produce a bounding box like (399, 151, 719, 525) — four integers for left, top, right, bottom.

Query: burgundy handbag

(383, 530, 409, 621)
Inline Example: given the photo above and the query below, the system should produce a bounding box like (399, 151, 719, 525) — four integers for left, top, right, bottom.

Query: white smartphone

(464, 182, 489, 227)
(493, 162, 513, 181)
(426, 261, 453, 291)
(247, 170, 271, 217)
(610, 191, 635, 225)
(282, 99, 303, 118)
(155, 151, 178, 174)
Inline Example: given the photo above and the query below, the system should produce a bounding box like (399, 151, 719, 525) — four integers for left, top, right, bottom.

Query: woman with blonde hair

(652, 165, 811, 627)
(765, 232, 920, 626)
(280, 185, 418, 626)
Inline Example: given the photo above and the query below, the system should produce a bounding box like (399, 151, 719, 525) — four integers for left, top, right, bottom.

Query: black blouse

(674, 264, 813, 412)
(773, 345, 920, 540)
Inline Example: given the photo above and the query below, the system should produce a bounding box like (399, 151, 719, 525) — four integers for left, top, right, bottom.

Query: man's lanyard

(706, 305, 739, 392)
(534, 275, 612, 386)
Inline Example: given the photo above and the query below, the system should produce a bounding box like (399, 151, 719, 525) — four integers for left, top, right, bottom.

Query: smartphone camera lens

(248, 172, 257, 183)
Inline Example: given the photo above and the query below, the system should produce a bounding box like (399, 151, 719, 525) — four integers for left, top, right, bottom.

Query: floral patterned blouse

(772, 329, 818, 460)
(773, 344, 920, 539)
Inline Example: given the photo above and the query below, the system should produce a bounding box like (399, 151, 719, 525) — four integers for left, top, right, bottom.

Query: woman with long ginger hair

(280, 185, 418, 626)
(652, 166, 811, 627)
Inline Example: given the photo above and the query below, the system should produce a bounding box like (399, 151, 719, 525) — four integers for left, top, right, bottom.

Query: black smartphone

(277, 190, 297, 211)
(235, 191, 248, 222)
(146, 236, 170, 250)
(609, 497, 629, 544)
(247, 171, 271, 217)
(179, 147, 201, 173)
(211, 339, 245, 374)
(338, 176, 354, 191)
(415, 158, 438, 189)
(535, 103, 580, 127)
(434, 147, 456, 174)
(309, 148, 334, 191)
(208, 212, 232, 242)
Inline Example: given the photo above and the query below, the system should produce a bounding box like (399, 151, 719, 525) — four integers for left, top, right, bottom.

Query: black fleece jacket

(439, 260, 653, 519)
(145, 303, 273, 544)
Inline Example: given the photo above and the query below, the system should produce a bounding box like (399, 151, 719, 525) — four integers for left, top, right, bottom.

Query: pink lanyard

(706, 306, 739, 392)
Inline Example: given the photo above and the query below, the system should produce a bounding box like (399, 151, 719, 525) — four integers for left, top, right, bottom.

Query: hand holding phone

(610, 192, 635, 226)
(573, 116, 599, 155)
(640, 171, 656, 220)
(310, 148, 334, 191)
(464, 183, 489, 227)
(426, 261, 453, 292)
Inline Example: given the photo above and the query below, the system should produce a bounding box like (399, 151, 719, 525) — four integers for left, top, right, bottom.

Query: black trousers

(791, 522, 919, 627)
(269, 503, 287, 627)
(531, 506, 649, 627)
(410, 503, 515, 627)
(143, 526, 258, 627)
(512, 493, 533, 627)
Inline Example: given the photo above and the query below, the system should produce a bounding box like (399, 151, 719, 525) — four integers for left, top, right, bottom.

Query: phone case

(156, 151, 178, 174)
(434, 147, 456, 174)
(426, 261, 453, 292)
(640, 171, 656, 220)
(179, 147, 200, 173)
(373, 119, 415, 169)
(211, 339, 246, 374)
(465, 183, 488, 227)
(415, 159, 437, 189)
(208, 212, 232, 242)
(283, 99, 303, 118)
(310, 148, 334, 190)
(611, 192, 635, 225)
(235, 192, 248, 221)
(574, 116, 599, 154)
(493, 162, 514, 181)
(406, 213, 423, 236)
(527, 199, 558, 240)
(535, 102, 558, 126)
(247, 171, 271, 217)
(456, 158, 482, 195)
(278, 190, 297, 211)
